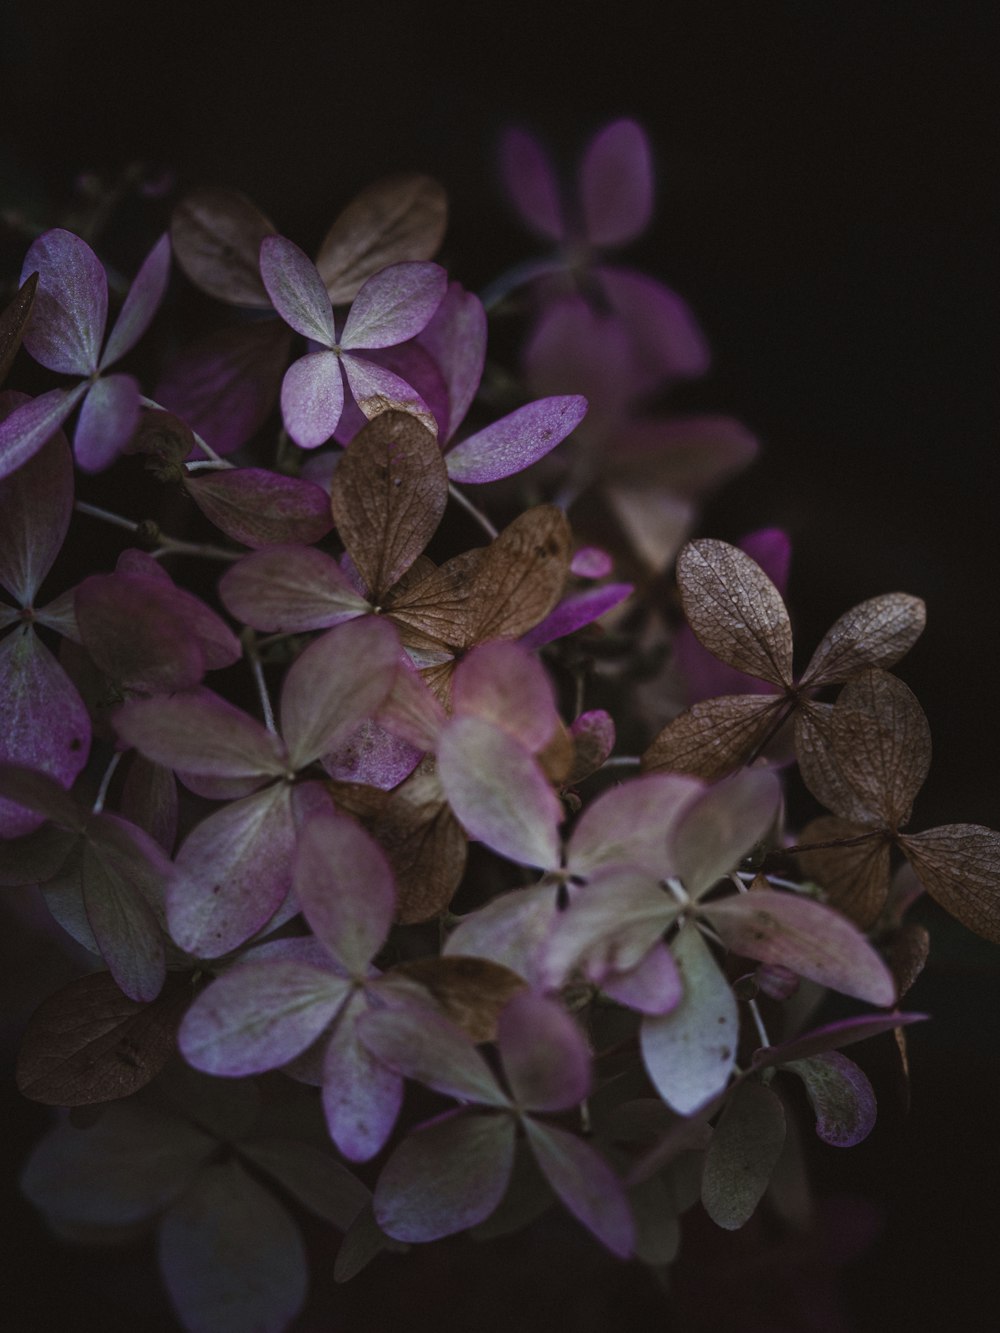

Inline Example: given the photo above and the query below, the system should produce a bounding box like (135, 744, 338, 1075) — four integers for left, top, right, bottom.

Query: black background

(2, 2, 998, 1329)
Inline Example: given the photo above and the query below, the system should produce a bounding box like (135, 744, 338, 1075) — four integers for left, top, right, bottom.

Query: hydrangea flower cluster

(2, 119, 998, 1333)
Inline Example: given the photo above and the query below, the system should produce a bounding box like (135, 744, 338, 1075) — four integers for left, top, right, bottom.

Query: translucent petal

(358, 1005, 508, 1107)
(452, 639, 559, 753)
(579, 119, 653, 247)
(101, 232, 171, 367)
(567, 772, 703, 880)
(72, 372, 140, 473)
(185, 467, 334, 550)
(114, 688, 288, 781)
(498, 128, 565, 241)
(417, 280, 486, 439)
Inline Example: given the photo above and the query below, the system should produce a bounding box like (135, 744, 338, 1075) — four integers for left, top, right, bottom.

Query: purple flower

(0, 229, 170, 477)
(259, 236, 446, 447)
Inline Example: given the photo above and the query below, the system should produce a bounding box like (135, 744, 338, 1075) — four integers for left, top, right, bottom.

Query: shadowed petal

(418, 280, 486, 439)
(579, 119, 653, 247)
(452, 640, 559, 753)
(784, 1051, 877, 1147)
(322, 991, 404, 1161)
(340, 353, 437, 435)
(101, 232, 171, 368)
(0, 421, 73, 603)
(359, 1006, 509, 1107)
(219, 545, 368, 633)
(0, 384, 87, 482)
(596, 267, 709, 385)
(701, 1081, 786, 1229)
(499, 128, 564, 241)
(114, 689, 287, 782)
(497, 991, 591, 1111)
(185, 468, 334, 550)
(171, 187, 276, 307)
(675, 769, 781, 899)
(295, 810, 396, 972)
(21, 228, 107, 374)
(524, 1119, 634, 1257)
(72, 373, 140, 472)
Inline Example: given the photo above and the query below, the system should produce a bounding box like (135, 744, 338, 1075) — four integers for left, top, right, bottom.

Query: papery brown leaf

(796, 816, 892, 928)
(15, 971, 192, 1105)
(388, 957, 525, 1041)
(0, 272, 38, 385)
(801, 593, 926, 687)
(325, 780, 393, 822)
(330, 411, 448, 602)
(794, 702, 873, 825)
(384, 548, 485, 654)
(829, 669, 931, 829)
(899, 825, 1000, 944)
(125, 408, 195, 475)
(641, 694, 782, 780)
(537, 720, 574, 785)
(171, 188, 276, 307)
(883, 922, 930, 999)
(371, 766, 467, 923)
(316, 175, 448, 306)
(676, 539, 793, 688)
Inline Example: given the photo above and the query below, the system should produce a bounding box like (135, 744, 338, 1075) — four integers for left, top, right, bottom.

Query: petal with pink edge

(640, 925, 738, 1115)
(600, 942, 683, 1016)
(219, 546, 368, 633)
(72, 373, 141, 472)
(179, 961, 348, 1075)
(101, 233, 171, 368)
(783, 1051, 877, 1147)
(437, 716, 562, 870)
(497, 991, 591, 1111)
(294, 810, 396, 973)
(0, 384, 87, 482)
(20, 229, 107, 375)
(579, 119, 653, 247)
(445, 395, 587, 484)
(280, 350, 344, 449)
(567, 773, 703, 880)
(259, 236, 336, 346)
(498, 128, 565, 242)
(358, 1006, 509, 1107)
(452, 640, 558, 754)
(0, 629, 90, 838)
(0, 421, 73, 603)
(375, 1109, 515, 1242)
(280, 617, 400, 770)
(169, 783, 296, 958)
(322, 719, 422, 790)
(523, 1118, 634, 1257)
(322, 991, 404, 1161)
(341, 262, 446, 350)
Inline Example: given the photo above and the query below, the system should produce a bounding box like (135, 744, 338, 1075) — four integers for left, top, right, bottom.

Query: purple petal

(322, 991, 403, 1161)
(114, 689, 287, 782)
(72, 373, 140, 472)
(0, 384, 87, 482)
(597, 266, 710, 386)
(341, 262, 446, 350)
(100, 233, 171, 368)
(497, 991, 591, 1111)
(570, 546, 613, 579)
(0, 412, 73, 603)
(568, 709, 616, 776)
(567, 772, 703, 879)
(443, 882, 561, 986)
(702, 889, 897, 1007)
(322, 718, 422, 789)
(169, 784, 296, 957)
(600, 943, 683, 1015)
(280, 350, 345, 449)
(520, 583, 633, 650)
(185, 468, 334, 550)
(294, 810, 395, 973)
(0, 760, 84, 832)
(523, 297, 637, 424)
(358, 1006, 509, 1107)
(0, 629, 90, 838)
(437, 715, 562, 870)
(640, 925, 738, 1114)
(753, 1013, 929, 1070)
(417, 280, 486, 439)
(280, 617, 400, 769)
(785, 1051, 877, 1147)
(362, 340, 451, 439)
(158, 1160, 306, 1333)
(155, 320, 290, 456)
(179, 960, 348, 1075)
(445, 394, 587, 484)
(498, 128, 565, 241)
(20, 228, 107, 374)
(523, 1119, 634, 1257)
(675, 769, 782, 898)
(375, 657, 447, 753)
(259, 236, 336, 346)
(578, 119, 653, 248)
(219, 545, 368, 633)
(340, 353, 437, 434)
(374, 1109, 516, 1242)
(452, 640, 559, 753)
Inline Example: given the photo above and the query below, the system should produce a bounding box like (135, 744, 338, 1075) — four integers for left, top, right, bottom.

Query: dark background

(2, 2, 998, 1329)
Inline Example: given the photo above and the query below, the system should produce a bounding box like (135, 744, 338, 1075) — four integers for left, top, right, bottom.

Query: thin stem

(92, 751, 122, 814)
(150, 538, 242, 563)
(74, 500, 139, 533)
(245, 634, 277, 733)
(447, 482, 498, 539)
(738, 869, 804, 893)
(479, 255, 567, 312)
(781, 829, 885, 855)
(599, 755, 642, 770)
(747, 999, 771, 1049)
(139, 396, 232, 468)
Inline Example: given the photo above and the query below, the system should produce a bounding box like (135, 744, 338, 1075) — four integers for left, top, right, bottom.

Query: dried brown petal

(642, 694, 783, 781)
(829, 669, 931, 829)
(676, 539, 793, 688)
(899, 825, 1000, 944)
(372, 764, 467, 923)
(15, 971, 191, 1105)
(801, 593, 926, 687)
(794, 702, 872, 824)
(796, 816, 892, 928)
(537, 720, 574, 785)
(325, 781, 392, 822)
(883, 922, 930, 999)
(330, 411, 448, 602)
(385, 548, 486, 653)
(0, 272, 38, 385)
(316, 175, 448, 306)
(171, 188, 276, 308)
(388, 956, 525, 1041)
(125, 408, 195, 476)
